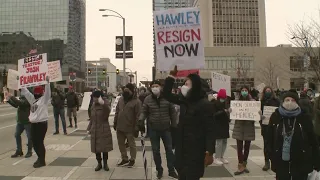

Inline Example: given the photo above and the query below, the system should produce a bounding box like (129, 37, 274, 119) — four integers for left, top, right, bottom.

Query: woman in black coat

(267, 91, 320, 180)
(260, 86, 280, 171)
(163, 68, 215, 180)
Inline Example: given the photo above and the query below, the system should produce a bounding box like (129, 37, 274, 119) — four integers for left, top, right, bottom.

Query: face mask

(181, 85, 190, 97)
(151, 87, 160, 95)
(241, 91, 248, 97)
(220, 99, 225, 103)
(265, 92, 272, 98)
(282, 101, 299, 111)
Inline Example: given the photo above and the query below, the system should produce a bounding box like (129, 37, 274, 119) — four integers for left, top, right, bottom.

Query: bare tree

(230, 55, 252, 88)
(258, 60, 278, 88)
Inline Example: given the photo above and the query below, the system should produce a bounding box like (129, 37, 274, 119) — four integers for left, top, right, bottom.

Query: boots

(74, 117, 78, 128)
(243, 160, 250, 173)
(234, 163, 245, 175)
(25, 148, 32, 158)
(262, 160, 270, 171)
(68, 118, 73, 128)
(11, 150, 23, 158)
(95, 160, 102, 171)
(103, 158, 109, 171)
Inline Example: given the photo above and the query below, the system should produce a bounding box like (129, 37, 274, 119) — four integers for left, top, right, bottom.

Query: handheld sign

(48, 60, 62, 82)
(7, 69, 20, 90)
(230, 101, 261, 121)
(211, 72, 231, 96)
(80, 92, 92, 110)
(262, 106, 277, 125)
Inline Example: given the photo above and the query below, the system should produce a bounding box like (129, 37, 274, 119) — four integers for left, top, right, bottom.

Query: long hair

(260, 86, 276, 101)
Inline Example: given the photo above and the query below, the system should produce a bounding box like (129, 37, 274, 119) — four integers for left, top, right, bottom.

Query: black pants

(31, 121, 48, 163)
(276, 174, 308, 180)
(261, 124, 270, 161)
(178, 173, 200, 180)
(96, 152, 108, 161)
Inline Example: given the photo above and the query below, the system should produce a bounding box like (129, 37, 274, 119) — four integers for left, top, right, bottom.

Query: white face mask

(282, 101, 299, 111)
(181, 85, 190, 97)
(151, 87, 160, 95)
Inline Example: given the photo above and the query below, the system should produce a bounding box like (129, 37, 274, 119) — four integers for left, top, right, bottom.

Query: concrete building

(193, 0, 267, 47)
(156, 46, 320, 91)
(86, 58, 117, 93)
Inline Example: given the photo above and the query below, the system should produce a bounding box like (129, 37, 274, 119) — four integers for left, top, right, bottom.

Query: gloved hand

(204, 151, 214, 167)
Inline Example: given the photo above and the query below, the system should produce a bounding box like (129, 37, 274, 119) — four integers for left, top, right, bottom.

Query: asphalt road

(0, 103, 88, 156)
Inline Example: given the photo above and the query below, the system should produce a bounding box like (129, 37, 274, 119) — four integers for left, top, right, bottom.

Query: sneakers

(125, 160, 135, 168)
(214, 158, 224, 165)
(157, 171, 163, 179)
(117, 159, 129, 166)
(168, 171, 178, 179)
(221, 158, 229, 164)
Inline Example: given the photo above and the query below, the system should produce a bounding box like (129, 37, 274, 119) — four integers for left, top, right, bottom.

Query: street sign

(115, 36, 133, 51)
(69, 72, 76, 81)
(116, 52, 133, 59)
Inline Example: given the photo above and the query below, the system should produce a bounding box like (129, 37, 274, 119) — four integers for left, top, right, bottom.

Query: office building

(86, 58, 117, 93)
(194, 0, 267, 47)
(0, 0, 86, 91)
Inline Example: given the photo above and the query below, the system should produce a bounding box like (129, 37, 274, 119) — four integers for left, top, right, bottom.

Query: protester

(7, 93, 32, 158)
(138, 80, 178, 179)
(267, 91, 320, 180)
(313, 96, 320, 145)
(113, 83, 141, 167)
(232, 86, 257, 175)
(87, 90, 113, 171)
(51, 88, 67, 135)
(299, 91, 313, 116)
(21, 76, 50, 168)
(66, 86, 79, 128)
(163, 66, 215, 180)
(212, 89, 230, 165)
(260, 86, 280, 171)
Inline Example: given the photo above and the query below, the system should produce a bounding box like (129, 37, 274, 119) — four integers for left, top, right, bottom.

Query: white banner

(211, 72, 231, 96)
(7, 69, 20, 90)
(154, 7, 204, 71)
(18, 53, 48, 88)
(230, 101, 261, 121)
(262, 106, 277, 125)
(110, 96, 121, 116)
(48, 60, 62, 82)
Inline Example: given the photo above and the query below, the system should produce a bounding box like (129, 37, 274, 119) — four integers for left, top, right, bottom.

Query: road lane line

(0, 114, 54, 130)
(63, 166, 79, 180)
(0, 113, 16, 117)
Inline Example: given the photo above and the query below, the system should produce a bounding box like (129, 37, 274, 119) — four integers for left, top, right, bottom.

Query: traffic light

(102, 69, 106, 74)
(88, 69, 91, 74)
(116, 69, 119, 74)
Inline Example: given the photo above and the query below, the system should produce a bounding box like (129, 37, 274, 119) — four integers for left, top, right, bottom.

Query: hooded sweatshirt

(21, 83, 51, 123)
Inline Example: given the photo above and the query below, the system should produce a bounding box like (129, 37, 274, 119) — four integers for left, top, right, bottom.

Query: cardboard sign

(7, 69, 20, 90)
(48, 60, 62, 82)
(18, 53, 48, 88)
(80, 92, 92, 110)
(262, 106, 277, 125)
(230, 101, 261, 121)
(154, 7, 205, 71)
(110, 96, 121, 116)
(211, 72, 231, 96)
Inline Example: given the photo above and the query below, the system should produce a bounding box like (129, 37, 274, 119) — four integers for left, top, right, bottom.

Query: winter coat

(51, 92, 65, 109)
(87, 98, 113, 153)
(213, 100, 230, 139)
(139, 94, 177, 131)
(232, 95, 256, 141)
(267, 110, 320, 176)
(313, 97, 320, 136)
(66, 92, 79, 108)
(163, 76, 215, 178)
(114, 96, 141, 133)
(299, 96, 313, 117)
(8, 96, 30, 124)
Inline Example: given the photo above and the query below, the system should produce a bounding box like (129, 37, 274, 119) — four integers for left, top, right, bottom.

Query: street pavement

(0, 103, 276, 180)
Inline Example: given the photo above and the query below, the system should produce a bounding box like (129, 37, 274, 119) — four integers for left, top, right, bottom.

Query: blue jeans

(53, 108, 66, 133)
(15, 123, 32, 151)
(150, 129, 175, 173)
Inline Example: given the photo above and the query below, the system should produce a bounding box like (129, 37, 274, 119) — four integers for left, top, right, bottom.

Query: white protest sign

(262, 106, 277, 125)
(7, 69, 20, 90)
(48, 60, 62, 82)
(154, 7, 205, 71)
(80, 92, 92, 110)
(230, 100, 261, 121)
(110, 96, 121, 116)
(18, 53, 48, 88)
(256, 83, 266, 93)
(211, 72, 231, 96)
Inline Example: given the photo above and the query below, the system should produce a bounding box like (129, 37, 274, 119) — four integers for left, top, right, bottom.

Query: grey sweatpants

(215, 139, 227, 158)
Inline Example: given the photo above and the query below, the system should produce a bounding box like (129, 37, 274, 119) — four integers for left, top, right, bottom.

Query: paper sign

(262, 106, 277, 125)
(211, 72, 231, 96)
(154, 7, 205, 71)
(48, 60, 62, 82)
(230, 101, 261, 121)
(7, 69, 20, 90)
(18, 53, 48, 88)
(110, 96, 121, 116)
(80, 92, 92, 110)
(176, 69, 199, 77)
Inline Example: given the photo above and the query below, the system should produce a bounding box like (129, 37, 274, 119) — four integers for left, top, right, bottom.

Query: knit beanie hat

(217, 89, 227, 99)
(282, 91, 299, 103)
(33, 86, 44, 95)
(92, 90, 104, 98)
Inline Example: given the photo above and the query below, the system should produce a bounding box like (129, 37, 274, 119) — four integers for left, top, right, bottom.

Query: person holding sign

(163, 66, 215, 180)
(231, 86, 258, 175)
(21, 76, 50, 168)
(260, 86, 280, 171)
(267, 91, 320, 180)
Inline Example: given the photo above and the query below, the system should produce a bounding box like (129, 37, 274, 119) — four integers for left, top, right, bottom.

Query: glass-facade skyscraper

(0, 0, 86, 89)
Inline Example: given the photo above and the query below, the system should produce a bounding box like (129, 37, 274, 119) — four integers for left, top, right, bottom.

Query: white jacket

(21, 83, 51, 123)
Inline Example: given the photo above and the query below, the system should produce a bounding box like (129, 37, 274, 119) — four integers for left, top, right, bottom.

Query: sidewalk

(0, 116, 276, 180)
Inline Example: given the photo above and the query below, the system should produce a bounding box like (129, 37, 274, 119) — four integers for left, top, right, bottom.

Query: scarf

(278, 106, 301, 117)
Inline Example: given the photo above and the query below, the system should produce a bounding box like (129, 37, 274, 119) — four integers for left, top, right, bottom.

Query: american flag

(28, 49, 37, 55)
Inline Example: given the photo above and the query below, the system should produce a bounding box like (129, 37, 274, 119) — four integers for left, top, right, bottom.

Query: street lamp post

(100, 9, 126, 85)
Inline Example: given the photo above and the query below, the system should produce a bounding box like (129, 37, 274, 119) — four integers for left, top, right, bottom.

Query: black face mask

(34, 94, 42, 99)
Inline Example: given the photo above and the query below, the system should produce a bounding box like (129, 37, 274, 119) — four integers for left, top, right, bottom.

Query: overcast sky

(86, 0, 320, 82)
